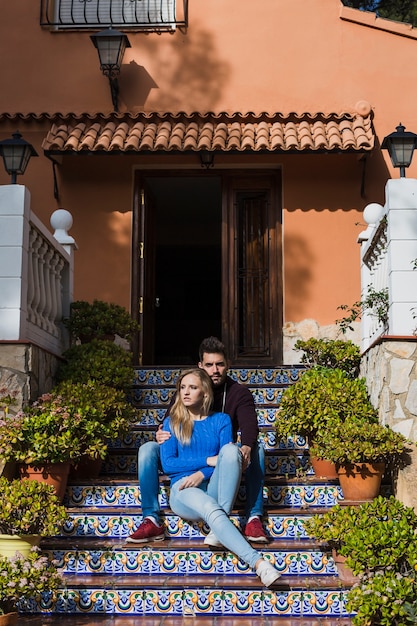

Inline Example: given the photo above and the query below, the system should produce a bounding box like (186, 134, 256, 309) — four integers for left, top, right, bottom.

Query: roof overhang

(39, 110, 375, 156)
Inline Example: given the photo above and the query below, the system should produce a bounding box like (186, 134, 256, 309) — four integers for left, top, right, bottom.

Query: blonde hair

(169, 368, 213, 444)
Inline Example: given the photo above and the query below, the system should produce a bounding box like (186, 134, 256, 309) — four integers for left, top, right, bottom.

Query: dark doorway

(144, 175, 222, 365)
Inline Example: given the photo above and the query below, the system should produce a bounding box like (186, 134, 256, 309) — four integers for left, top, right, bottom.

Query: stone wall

(282, 318, 360, 364)
(361, 337, 417, 512)
(0, 342, 62, 412)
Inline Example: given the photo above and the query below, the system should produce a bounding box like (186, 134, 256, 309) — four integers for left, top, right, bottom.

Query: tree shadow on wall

(284, 235, 315, 321)
(119, 27, 231, 111)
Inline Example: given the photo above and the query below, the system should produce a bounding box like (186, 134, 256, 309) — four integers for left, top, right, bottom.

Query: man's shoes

(256, 558, 281, 587)
(244, 517, 269, 543)
(127, 518, 165, 543)
(204, 530, 224, 549)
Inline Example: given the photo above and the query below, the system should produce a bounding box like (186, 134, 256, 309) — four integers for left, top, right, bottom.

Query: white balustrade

(0, 185, 75, 354)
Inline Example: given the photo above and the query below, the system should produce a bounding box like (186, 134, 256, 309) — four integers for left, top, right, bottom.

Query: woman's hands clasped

(178, 470, 205, 490)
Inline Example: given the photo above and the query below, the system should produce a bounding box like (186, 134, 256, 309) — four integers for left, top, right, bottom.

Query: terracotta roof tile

(40, 111, 375, 154)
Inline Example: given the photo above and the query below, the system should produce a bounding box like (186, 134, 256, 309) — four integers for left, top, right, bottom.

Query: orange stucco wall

(1, 0, 417, 327)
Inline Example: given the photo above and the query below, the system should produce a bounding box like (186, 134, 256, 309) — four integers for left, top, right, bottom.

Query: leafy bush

(311, 418, 407, 465)
(63, 299, 139, 342)
(0, 477, 68, 536)
(276, 366, 378, 442)
(0, 382, 135, 464)
(56, 339, 133, 390)
(294, 338, 361, 378)
(0, 549, 62, 615)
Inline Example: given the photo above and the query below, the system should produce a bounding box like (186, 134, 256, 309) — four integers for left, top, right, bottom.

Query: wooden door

(223, 172, 282, 364)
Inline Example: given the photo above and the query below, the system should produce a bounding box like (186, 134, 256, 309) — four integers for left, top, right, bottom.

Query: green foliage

(56, 339, 133, 390)
(63, 299, 139, 342)
(305, 496, 417, 574)
(0, 548, 62, 615)
(348, 571, 417, 626)
(336, 286, 389, 334)
(305, 496, 417, 625)
(294, 338, 361, 378)
(342, 0, 417, 27)
(0, 381, 135, 464)
(275, 366, 378, 441)
(311, 417, 407, 464)
(0, 476, 68, 536)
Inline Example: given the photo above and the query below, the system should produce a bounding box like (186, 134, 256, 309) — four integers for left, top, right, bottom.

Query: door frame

(132, 167, 283, 365)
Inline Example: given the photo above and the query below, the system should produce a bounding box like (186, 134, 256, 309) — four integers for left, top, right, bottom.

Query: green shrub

(56, 339, 133, 390)
(63, 299, 139, 342)
(276, 366, 378, 442)
(294, 338, 361, 378)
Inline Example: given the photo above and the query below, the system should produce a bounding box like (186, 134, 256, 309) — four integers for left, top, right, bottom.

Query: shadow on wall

(119, 27, 231, 111)
(284, 234, 314, 320)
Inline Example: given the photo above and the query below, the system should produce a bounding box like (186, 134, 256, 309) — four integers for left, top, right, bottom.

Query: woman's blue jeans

(169, 443, 262, 570)
(138, 439, 265, 523)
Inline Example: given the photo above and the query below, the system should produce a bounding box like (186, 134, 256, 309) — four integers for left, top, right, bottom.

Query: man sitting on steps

(127, 335, 268, 545)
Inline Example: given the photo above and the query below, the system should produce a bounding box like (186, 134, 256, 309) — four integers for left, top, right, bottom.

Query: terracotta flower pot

(336, 462, 385, 501)
(310, 456, 338, 479)
(331, 549, 360, 585)
(18, 461, 71, 502)
(70, 456, 103, 480)
(0, 613, 18, 626)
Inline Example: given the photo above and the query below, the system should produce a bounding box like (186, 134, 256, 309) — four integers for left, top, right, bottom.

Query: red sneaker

(244, 517, 269, 543)
(127, 518, 165, 543)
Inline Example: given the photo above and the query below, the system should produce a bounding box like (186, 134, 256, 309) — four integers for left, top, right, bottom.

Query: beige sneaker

(203, 530, 224, 549)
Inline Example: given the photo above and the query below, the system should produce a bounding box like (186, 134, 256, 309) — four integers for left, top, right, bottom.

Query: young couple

(127, 337, 280, 587)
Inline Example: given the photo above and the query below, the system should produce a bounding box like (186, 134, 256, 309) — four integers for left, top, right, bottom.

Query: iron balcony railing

(40, 0, 188, 31)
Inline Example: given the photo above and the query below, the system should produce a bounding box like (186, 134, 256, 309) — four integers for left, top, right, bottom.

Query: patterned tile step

(131, 406, 290, 427)
(133, 367, 306, 387)
(112, 428, 307, 452)
(64, 481, 341, 510)
(99, 451, 318, 477)
(24, 576, 351, 618)
(18, 615, 354, 626)
(59, 508, 335, 540)
(131, 387, 289, 407)
(41, 541, 336, 576)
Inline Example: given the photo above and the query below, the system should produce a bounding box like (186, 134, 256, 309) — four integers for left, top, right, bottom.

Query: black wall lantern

(0, 131, 38, 184)
(381, 123, 417, 178)
(90, 26, 131, 112)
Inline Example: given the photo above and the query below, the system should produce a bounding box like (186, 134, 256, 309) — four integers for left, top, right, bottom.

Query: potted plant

(294, 338, 361, 378)
(63, 299, 139, 344)
(56, 339, 134, 391)
(0, 382, 135, 498)
(304, 496, 417, 625)
(0, 476, 68, 558)
(275, 366, 379, 478)
(0, 549, 63, 624)
(310, 419, 408, 501)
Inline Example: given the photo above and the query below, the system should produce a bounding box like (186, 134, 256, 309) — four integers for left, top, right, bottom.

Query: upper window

(40, 0, 187, 31)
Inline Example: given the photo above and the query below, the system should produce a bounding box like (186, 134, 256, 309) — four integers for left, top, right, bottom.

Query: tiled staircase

(37, 366, 354, 622)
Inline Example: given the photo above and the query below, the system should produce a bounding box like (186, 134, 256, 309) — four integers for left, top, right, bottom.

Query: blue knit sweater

(160, 411, 233, 485)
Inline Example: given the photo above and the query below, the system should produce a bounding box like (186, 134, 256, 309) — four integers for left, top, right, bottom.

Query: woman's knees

(219, 442, 242, 466)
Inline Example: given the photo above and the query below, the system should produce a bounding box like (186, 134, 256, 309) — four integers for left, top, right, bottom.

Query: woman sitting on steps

(159, 367, 280, 588)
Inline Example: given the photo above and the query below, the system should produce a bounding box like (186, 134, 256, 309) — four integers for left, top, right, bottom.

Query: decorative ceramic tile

(26, 587, 350, 617)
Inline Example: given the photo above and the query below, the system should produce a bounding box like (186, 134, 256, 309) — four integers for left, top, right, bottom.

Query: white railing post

(385, 178, 417, 336)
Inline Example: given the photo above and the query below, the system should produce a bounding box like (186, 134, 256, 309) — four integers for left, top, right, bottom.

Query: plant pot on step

(310, 456, 338, 479)
(70, 455, 103, 480)
(18, 462, 71, 502)
(336, 462, 385, 501)
(331, 548, 360, 585)
(0, 613, 18, 626)
(0, 535, 41, 559)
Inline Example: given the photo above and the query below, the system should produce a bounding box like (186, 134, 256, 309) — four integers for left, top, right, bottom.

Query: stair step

(24, 577, 352, 618)
(133, 366, 306, 387)
(60, 508, 336, 540)
(64, 479, 341, 509)
(18, 616, 354, 625)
